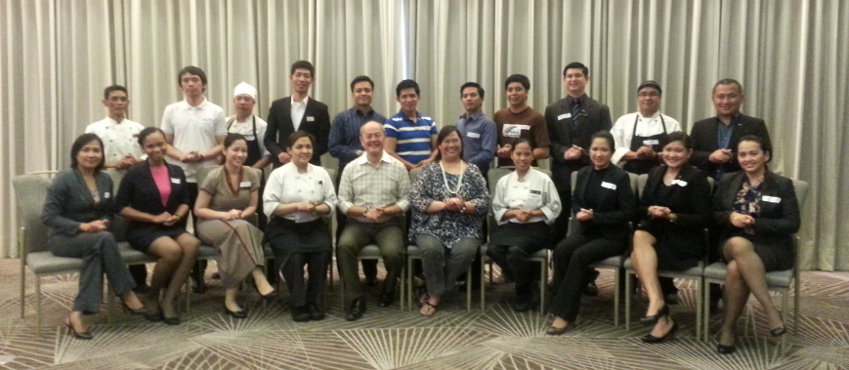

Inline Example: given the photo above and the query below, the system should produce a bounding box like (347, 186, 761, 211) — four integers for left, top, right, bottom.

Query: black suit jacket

(712, 171, 800, 250)
(264, 96, 330, 167)
(42, 169, 114, 237)
(638, 165, 711, 242)
(572, 165, 635, 240)
(114, 161, 191, 236)
(545, 96, 612, 171)
(690, 113, 771, 175)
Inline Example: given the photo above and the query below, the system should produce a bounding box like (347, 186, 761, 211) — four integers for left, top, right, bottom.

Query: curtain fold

(2, 0, 847, 270)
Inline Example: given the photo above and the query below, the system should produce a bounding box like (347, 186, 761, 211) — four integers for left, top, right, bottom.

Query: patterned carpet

(1, 258, 848, 369)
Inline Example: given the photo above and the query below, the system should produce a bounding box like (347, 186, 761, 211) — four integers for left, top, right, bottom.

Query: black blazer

(114, 161, 191, 233)
(712, 171, 800, 250)
(571, 165, 635, 240)
(264, 96, 330, 167)
(638, 165, 711, 237)
(42, 168, 114, 237)
(545, 95, 612, 175)
(690, 113, 771, 174)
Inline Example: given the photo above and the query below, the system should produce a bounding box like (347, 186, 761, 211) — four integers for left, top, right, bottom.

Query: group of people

(41, 61, 800, 355)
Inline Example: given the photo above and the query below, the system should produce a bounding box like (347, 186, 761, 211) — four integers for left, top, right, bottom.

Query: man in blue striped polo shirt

(384, 79, 438, 170)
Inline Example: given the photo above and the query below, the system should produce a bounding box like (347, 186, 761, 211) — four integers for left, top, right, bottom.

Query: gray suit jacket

(42, 168, 114, 237)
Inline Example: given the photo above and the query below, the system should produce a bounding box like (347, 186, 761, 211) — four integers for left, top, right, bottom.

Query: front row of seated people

(44, 124, 799, 354)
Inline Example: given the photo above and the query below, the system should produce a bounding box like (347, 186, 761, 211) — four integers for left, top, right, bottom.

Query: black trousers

(549, 231, 626, 321)
(279, 250, 330, 307)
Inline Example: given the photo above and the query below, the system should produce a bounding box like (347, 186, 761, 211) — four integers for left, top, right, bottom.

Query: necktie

(570, 98, 581, 125)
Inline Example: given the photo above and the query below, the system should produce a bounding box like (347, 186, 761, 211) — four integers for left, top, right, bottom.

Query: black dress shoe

(308, 303, 325, 321)
(65, 320, 93, 340)
(144, 312, 163, 322)
(640, 304, 669, 326)
(163, 315, 181, 325)
(642, 321, 678, 343)
(546, 324, 575, 336)
(224, 305, 247, 319)
(345, 297, 367, 321)
(378, 293, 394, 308)
(292, 305, 310, 322)
(717, 343, 736, 354)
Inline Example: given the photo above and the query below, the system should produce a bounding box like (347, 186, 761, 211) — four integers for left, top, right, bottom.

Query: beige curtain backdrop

(2, 0, 847, 270)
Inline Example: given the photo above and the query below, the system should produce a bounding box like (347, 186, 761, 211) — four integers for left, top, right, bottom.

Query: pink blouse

(150, 165, 172, 207)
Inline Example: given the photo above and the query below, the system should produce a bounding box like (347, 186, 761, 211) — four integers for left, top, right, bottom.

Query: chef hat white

(233, 82, 257, 101)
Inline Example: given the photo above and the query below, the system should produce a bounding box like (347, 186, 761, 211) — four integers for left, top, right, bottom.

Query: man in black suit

(690, 78, 771, 182)
(545, 61, 612, 296)
(264, 60, 331, 167)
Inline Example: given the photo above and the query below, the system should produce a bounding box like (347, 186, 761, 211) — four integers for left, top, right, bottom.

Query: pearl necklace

(440, 161, 465, 195)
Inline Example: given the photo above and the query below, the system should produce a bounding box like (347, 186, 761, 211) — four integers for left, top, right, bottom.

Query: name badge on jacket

(306, 116, 315, 122)
(762, 195, 781, 203)
(671, 179, 688, 187)
(467, 132, 481, 139)
(558, 113, 572, 121)
(171, 177, 181, 184)
(239, 181, 252, 189)
(104, 192, 111, 199)
(601, 181, 617, 190)
(643, 139, 660, 146)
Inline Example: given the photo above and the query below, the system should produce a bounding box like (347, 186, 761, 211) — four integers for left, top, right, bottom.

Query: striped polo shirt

(384, 111, 438, 165)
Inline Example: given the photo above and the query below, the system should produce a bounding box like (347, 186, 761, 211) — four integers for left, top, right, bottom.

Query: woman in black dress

(115, 127, 200, 325)
(630, 132, 711, 343)
(714, 135, 800, 354)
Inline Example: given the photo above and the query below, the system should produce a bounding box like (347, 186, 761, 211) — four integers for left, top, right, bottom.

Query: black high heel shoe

(224, 304, 247, 319)
(255, 285, 277, 301)
(640, 304, 669, 326)
(717, 330, 737, 354)
(642, 320, 678, 343)
(770, 313, 786, 337)
(121, 301, 148, 315)
(65, 318, 93, 340)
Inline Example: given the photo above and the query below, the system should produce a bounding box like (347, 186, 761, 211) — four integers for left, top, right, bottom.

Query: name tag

(601, 181, 617, 190)
(239, 181, 252, 189)
(171, 177, 180, 184)
(672, 179, 688, 187)
(643, 139, 660, 146)
(306, 116, 315, 122)
(244, 135, 255, 141)
(528, 189, 542, 202)
(467, 132, 481, 139)
(103, 192, 111, 199)
(503, 124, 531, 138)
(557, 113, 572, 121)
(762, 195, 781, 203)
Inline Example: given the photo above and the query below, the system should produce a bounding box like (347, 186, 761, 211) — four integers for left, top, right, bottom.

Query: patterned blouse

(733, 179, 762, 234)
(409, 161, 490, 246)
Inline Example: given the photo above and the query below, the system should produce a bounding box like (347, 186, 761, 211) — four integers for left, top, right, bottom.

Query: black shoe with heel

(642, 320, 678, 343)
(121, 301, 148, 315)
(65, 318, 93, 340)
(640, 304, 669, 326)
(770, 314, 786, 337)
(716, 330, 737, 354)
(224, 305, 247, 319)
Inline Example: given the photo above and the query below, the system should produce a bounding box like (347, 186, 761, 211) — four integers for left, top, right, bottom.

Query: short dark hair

(70, 133, 105, 172)
(290, 60, 315, 76)
(460, 82, 485, 99)
(433, 125, 464, 162)
(504, 74, 530, 91)
(287, 130, 315, 149)
(137, 127, 166, 146)
(511, 138, 534, 152)
(350, 75, 374, 91)
(224, 133, 247, 149)
(712, 78, 743, 95)
(663, 131, 693, 150)
(103, 85, 128, 100)
(562, 62, 589, 77)
(737, 134, 772, 163)
(395, 79, 420, 97)
(590, 130, 615, 151)
(177, 66, 207, 86)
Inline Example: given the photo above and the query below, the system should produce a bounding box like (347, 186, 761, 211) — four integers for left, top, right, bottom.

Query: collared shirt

(337, 151, 410, 223)
(716, 116, 735, 150)
(384, 111, 438, 165)
(290, 96, 308, 131)
(226, 114, 270, 156)
(263, 162, 336, 223)
(85, 116, 146, 166)
(456, 111, 497, 174)
(328, 106, 388, 171)
(492, 168, 562, 225)
(160, 98, 227, 182)
(610, 112, 682, 165)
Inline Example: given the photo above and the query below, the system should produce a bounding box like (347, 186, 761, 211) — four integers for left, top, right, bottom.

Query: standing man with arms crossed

(494, 74, 550, 168)
(161, 66, 227, 293)
(545, 62, 612, 295)
(329, 75, 388, 287)
(264, 60, 331, 167)
(456, 82, 497, 180)
(86, 84, 148, 292)
(384, 79, 438, 170)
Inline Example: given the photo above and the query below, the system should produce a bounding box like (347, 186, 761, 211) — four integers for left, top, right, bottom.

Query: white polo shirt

(160, 98, 227, 182)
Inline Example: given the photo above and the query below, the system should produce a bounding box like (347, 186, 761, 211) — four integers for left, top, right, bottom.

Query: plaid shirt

(337, 151, 410, 223)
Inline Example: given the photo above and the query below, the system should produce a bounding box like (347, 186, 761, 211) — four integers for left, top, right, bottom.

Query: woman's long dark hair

(433, 125, 463, 162)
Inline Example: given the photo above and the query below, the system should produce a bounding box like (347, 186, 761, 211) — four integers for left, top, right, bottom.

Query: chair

(14, 173, 80, 336)
(702, 179, 809, 345)
(622, 174, 713, 339)
(480, 167, 551, 311)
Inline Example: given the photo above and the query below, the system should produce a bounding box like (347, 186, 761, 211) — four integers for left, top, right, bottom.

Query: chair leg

(695, 277, 703, 340)
(794, 278, 801, 333)
(20, 264, 26, 319)
(407, 257, 414, 312)
(625, 271, 632, 330)
(781, 290, 789, 350)
(539, 259, 546, 315)
(614, 268, 621, 327)
(480, 257, 486, 311)
(466, 265, 472, 313)
(185, 279, 191, 312)
(35, 277, 42, 337)
(703, 280, 711, 342)
(106, 283, 113, 324)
